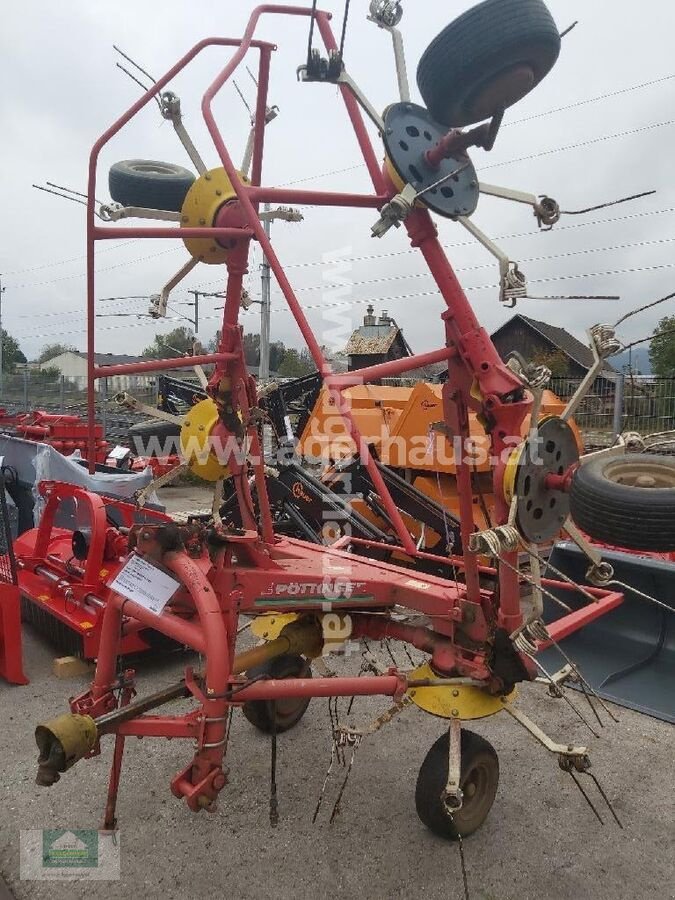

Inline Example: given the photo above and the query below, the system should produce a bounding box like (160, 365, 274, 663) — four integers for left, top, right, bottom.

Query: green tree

(243, 332, 261, 366)
(1, 329, 26, 373)
(277, 347, 314, 377)
(531, 349, 571, 378)
(649, 315, 675, 376)
(37, 343, 76, 364)
(32, 365, 60, 383)
(143, 326, 195, 359)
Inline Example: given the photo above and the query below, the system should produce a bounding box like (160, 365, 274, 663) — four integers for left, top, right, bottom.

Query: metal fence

(0, 373, 159, 443)
(3, 369, 674, 450)
(551, 374, 675, 447)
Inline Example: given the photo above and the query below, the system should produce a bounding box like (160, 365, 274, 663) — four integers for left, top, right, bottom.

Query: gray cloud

(2, 0, 674, 363)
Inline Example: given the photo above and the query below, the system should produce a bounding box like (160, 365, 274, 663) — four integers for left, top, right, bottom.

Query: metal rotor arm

(478, 182, 561, 229)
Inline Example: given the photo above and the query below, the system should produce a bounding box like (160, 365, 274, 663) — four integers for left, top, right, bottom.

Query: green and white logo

(20, 829, 120, 881)
(42, 830, 98, 869)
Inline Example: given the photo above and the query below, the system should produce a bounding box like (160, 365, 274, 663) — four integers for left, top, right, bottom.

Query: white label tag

(108, 445, 131, 461)
(108, 555, 180, 615)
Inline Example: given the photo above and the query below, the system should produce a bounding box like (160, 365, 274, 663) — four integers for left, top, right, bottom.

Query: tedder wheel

(242, 653, 312, 734)
(109, 159, 196, 212)
(415, 729, 499, 840)
(416, 0, 561, 127)
(570, 453, 675, 552)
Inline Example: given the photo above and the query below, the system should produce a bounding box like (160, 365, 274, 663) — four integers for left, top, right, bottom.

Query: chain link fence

(0, 373, 159, 443)
(3, 369, 674, 451)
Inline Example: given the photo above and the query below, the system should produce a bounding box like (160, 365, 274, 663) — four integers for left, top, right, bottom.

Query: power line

(189, 204, 675, 288)
(13, 213, 675, 326)
(261, 235, 675, 297)
(504, 73, 675, 128)
(17, 260, 675, 343)
(1, 240, 139, 276)
(9, 247, 182, 290)
(481, 119, 675, 172)
(9, 72, 672, 281)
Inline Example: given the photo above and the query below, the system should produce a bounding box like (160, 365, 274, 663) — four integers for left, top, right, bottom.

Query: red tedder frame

(85, 4, 532, 628)
(24, 3, 628, 814)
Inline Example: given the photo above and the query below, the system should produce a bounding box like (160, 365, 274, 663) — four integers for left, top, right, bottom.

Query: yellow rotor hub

(180, 167, 250, 264)
(179, 398, 230, 482)
(407, 663, 516, 719)
(384, 156, 424, 208)
(503, 444, 524, 505)
(249, 613, 299, 641)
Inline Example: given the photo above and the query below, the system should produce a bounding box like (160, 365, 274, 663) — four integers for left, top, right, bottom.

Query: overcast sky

(2, 0, 675, 364)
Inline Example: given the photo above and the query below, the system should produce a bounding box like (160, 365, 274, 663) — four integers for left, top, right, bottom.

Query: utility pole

(259, 203, 271, 381)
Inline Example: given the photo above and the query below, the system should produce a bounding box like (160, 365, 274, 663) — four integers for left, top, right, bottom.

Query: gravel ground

(1, 486, 673, 900)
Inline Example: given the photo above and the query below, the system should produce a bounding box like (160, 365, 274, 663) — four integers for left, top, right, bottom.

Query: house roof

(491, 315, 615, 372)
(72, 351, 146, 366)
(345, 324, 402, 356)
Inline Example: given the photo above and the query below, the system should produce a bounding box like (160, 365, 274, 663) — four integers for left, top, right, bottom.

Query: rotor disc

(382, 102, 479, 219)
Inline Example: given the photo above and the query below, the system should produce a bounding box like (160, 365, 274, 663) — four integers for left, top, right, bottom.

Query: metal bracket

(99, 203, 181, 223)
(503, 703, 587, 758)
(561, 325, 620, 422)
(367, 1, 409, 102)
(149, 258, 200, 318)
(113, 392, 183, 427)
(371, 183, 417, 238)
(457, 216, 527, 306)
(478, 182, 560, 229)
(160, 91, 207, 175)
(442, 717, 463, 812)
(562, 520, 614, 585)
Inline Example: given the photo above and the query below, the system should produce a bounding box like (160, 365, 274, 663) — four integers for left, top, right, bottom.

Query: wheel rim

(603, 459, 675, 489)
(447, 756, 496, 833)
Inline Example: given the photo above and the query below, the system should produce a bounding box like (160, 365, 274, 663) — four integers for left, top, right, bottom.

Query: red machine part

(23, 4, 626, 823)
(15, 482, 172, 660)
(9, 410, 109, 462)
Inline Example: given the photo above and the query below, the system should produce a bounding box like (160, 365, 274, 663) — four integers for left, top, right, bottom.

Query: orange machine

(299, 382, 582, 535)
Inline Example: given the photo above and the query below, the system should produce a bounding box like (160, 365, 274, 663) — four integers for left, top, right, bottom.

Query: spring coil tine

(589, 323, 621, 358)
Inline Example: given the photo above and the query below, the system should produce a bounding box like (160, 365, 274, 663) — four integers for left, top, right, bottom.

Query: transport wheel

(570, 453, 675, 552)
(415, 729, 499, 840)
(127, 419, 180, 454)
(242, 653, 312, 734)
(109, 159, 195, 212)
(416, 0, 561, 127)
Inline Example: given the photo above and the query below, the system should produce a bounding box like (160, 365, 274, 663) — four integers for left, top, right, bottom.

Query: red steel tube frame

(83, 5, 533, 602)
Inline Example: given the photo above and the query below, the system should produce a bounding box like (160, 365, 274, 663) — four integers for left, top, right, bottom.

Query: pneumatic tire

(415, 729, 499, 840)
(416, 0, 561, 127)
(570, 453, 675, 552)
(242, 653, 312, 734)
(109, 159, 195, 212)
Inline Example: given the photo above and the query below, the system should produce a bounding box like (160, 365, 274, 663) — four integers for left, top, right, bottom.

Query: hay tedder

(21, 0, 675, 841)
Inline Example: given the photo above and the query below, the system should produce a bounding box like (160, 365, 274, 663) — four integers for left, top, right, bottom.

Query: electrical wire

(16, 260, 675, 343)
(192, 204, 675, 286)
(614, 290, 675, 328)
(7, 72, 673, 278)
(504, 73, 675, 128)
(20, 232, 674, 325)
(2, 240, 139, 276)
(251, 235, 675, 297)
(10, 247, 182, 290)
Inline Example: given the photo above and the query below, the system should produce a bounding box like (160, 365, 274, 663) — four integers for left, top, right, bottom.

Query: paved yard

(1, 484, 673, 899)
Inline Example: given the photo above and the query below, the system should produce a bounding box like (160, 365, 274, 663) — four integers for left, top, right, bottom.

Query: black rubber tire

(127, 419, 181, 455)
(109, 159, 195, 212)
(570, 453, 675, 552)
(415, 729, 499, 840)
(417, 0, 561, 127)
(242, 653, 312, 734)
